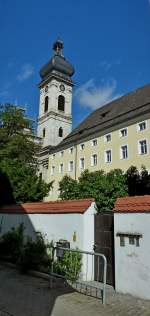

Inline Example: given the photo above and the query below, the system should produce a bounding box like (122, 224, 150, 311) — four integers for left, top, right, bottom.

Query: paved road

(0, 264, 150, 316)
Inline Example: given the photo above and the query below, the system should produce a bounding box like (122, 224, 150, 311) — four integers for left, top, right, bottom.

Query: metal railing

(50, 246, 107, 305)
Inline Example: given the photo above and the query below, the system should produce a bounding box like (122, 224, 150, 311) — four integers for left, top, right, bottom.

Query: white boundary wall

(114, 213, 150, 300)
(0, 202, 96, 280)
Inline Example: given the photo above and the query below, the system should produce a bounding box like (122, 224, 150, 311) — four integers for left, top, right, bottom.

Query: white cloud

(75, 79, 120, 110)
(17, 64, 34, 81)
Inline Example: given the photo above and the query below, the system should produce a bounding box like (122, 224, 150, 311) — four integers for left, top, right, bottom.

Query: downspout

(74, 143, 77, 180)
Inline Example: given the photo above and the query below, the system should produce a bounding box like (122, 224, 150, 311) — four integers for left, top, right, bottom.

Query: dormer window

(59, 127, 63, 137)
(44, 96, 49, 112)
(58, 95, 65, 112)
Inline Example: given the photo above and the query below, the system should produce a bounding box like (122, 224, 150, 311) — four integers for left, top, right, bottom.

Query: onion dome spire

(39, 39, 75, 80)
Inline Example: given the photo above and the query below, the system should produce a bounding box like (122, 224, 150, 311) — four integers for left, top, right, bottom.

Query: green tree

(59, 169, 128, 212)
(59, 175, 79, 200)
(126, 165, 150, 196)
(0, 104, 52, 205)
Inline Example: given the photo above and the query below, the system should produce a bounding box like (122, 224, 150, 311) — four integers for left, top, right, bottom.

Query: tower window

(43, 128, 46, 138)
(58, 95, 65, 112)
(44, 96, 49, 112)
(59, 127, 63, 137)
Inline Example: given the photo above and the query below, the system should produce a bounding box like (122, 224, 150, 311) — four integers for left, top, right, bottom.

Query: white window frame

(138, 139, 148, 155)
(80, 143, 85, 150)
(68, 161, 74, 172)
(119, 128, 128, 138)
(51, 166, 55, 175)
(91, 154, 97, 166)
(104, 133, 111, 142)
(60, 151, 64, 157)
(79, 157, 85, 170)
(120, 144, 128, 160)
(105, 149, 112, 163)
(91, 139, 97, 147)
(69, 147, 74, 154)
(137, 121, 147, 132)
(59, 163, 64, 174)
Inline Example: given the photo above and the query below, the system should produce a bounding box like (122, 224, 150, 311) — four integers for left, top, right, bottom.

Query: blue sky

(0, 0, 150, 129)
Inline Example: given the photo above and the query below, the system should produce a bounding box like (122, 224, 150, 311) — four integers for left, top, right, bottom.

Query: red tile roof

(0, 199, 95, 214)
(113, 195, 150, 212)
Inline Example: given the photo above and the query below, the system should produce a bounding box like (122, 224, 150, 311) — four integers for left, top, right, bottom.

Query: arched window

(58, 95, 65, 112)
(59, 127, 63, 137)
(44, 96, 49, 112)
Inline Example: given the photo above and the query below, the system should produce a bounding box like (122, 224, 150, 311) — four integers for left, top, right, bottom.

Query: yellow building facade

(37, 40, 150, 201)
(48, 116, 150, 200)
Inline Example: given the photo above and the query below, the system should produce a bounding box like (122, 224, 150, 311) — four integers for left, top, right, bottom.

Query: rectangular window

(138, 121, 146, 131)
(59, 163, 63, 173)
(69, 147, 73, 154)
(129, 236, 135, 245)
(120, 128, 127, 137)
(105, 150, 111, 163)
(120, 236, 125, 247)
(68, 161, 73, 172)
(91, 139, 97, 146)
(80, 143, 85, 150)
(51, 166, 55, 175)
(80, 158, 85, 170)
(60, 151, 64, 157)
(139, 140, 147, 155)
(91, 154, 97, 166)
(120, 145, 128, 159)
(105, 133, 111, 142)
(52, 154, 55, 159)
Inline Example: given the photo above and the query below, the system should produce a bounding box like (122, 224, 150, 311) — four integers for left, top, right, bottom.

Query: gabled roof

(0, 199, 95, 214)
(50, 83, 150, 153)
(113, 195, 150, 212)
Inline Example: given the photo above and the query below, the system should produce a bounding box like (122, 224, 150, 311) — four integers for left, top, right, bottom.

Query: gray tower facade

(37, 39, 75, 148)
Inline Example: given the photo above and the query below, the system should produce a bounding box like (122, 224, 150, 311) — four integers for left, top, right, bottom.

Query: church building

(37, 39, 150, 201)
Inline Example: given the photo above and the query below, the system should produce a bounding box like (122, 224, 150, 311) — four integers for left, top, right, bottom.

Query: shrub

(18, 232, 51, 272)
(53, 250, 82, 282)
(0, 223, 24, 262)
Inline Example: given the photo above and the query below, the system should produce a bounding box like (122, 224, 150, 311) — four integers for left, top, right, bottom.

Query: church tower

(37, 39, 75, 148)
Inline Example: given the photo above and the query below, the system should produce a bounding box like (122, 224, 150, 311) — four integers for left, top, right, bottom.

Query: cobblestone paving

(0, 264, 150, 316)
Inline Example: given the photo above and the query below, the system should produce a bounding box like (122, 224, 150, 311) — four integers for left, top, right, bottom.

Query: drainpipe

(74, 143, 77, 180)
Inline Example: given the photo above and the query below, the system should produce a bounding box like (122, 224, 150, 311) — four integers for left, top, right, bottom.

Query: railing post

(50, 246, 107, 305)
(102, 255, 107, 305)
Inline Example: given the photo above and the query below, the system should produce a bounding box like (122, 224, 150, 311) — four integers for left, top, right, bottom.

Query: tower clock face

(60, 84, 65, 92)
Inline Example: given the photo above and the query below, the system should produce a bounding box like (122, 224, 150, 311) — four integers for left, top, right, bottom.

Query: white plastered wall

(114, 212, 150, 300)
(0, 202, 96, 280)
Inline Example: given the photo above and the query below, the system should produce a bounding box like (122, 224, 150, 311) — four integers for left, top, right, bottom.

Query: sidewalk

(0, 264, 150, 316)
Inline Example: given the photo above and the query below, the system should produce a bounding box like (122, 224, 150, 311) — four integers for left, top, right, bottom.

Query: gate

(94, 213, 114, 286)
